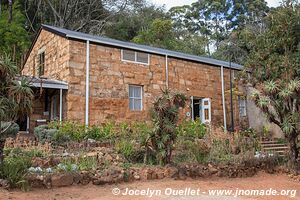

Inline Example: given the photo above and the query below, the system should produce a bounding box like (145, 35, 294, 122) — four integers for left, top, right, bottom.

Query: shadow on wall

(246, 86, 284, 139)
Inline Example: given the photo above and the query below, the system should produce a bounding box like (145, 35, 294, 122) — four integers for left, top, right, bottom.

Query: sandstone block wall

(23, 29, 243, 128)
(68, 41, 242, 127)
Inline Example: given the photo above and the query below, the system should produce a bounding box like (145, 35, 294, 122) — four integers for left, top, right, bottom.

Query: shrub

(0, 122, 19, 139)
(0, 148, 39, 190)
(174, 139, 210, 164)
(34, 125, 57, 144)
(115, 139, 135, 160)
(177, 119, 207, 140)
(145, 89, 187, 165)
(233, 128, 260, 154)
(208, 139, 234, 164)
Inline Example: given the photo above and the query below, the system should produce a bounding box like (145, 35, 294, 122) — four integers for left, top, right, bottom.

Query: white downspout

(85, 40, 90, 126)
(165, 54, 169, 89)
(221, 66, 227, 131)
(59, 88, 63, 123)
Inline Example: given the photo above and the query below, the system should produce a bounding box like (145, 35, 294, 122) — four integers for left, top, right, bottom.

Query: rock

(51, 173, 73, 187)
(208, 165, 218, 174)
(26, 174, 45, 188)
(164, 166, 178, 178)
(72, 173, 82, 184)
(134, 174, 140, 180)
(0, 179, 10, 188)
(80, 171, 91, 185)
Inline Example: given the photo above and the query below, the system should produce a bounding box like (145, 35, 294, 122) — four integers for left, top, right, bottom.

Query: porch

(17, 76, 68, 133)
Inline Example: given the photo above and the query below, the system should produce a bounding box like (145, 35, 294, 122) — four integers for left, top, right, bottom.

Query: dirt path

(0, 172, 299, 200)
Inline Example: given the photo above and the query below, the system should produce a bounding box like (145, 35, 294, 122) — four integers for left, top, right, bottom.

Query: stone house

(21, 25, 247, 133)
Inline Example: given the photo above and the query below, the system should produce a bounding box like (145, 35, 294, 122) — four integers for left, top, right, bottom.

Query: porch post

(59, 88, 63, 122)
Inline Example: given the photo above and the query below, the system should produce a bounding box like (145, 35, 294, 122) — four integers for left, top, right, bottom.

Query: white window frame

(191, 97, 211, 124)
(121, 49, 150, 65)
(238, 96, 247, 117)
(129, 85, 143, 111)
(201, 98, 211, 124)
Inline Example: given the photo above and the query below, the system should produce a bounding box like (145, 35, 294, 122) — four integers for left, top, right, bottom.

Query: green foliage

(208, 139, 234, 164)
(115, 139, 135, 160)
(34, 125, 57, 144)
(177, 119, 207, 140)
(241, 2, 300, 165)
(0, 0, 30, 64)
(145, 89, 187, 165)
(174, 140, 209, 164)
(234, 129, 260, 153)
(132, 19, 178, 50)
(0, 148, 43, 190)
(49, 121, 85, 143)
(0, 122, 19, 140)
(77, 157, 97, 171)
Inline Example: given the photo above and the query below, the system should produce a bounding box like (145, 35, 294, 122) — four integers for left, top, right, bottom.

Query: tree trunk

(0, 0, 2, 17)
(0, 139, 5, 164)
(8, 0, 13, 23)
(288, 132, 298, 167)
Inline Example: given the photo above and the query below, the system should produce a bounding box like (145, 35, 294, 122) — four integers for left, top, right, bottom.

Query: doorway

(191, 97, 211, 124)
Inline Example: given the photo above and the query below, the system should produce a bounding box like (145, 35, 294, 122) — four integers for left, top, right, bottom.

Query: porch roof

(19, 76, 68, 90)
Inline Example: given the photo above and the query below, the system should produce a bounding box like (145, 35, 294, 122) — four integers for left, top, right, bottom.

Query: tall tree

(23, 0, 140, 35)
(132, 18, 207, 56)
(242, 1, 300, 166)
(0, 0, 30, 65)
(169, 0, 269, 56)
(104, 1, 166, 41)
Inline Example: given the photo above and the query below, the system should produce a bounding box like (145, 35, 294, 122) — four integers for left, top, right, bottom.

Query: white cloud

(265, 0, 281, 7)
(151, 0, 282, 10)
(151, 0, 194, 10)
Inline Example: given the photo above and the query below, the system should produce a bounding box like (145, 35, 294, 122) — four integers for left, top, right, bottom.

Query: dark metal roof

(17, 76, 68, 90)
(42, 24, 243, 70)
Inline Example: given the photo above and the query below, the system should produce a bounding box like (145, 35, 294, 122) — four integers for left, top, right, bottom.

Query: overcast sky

(151, 0, 282, 10)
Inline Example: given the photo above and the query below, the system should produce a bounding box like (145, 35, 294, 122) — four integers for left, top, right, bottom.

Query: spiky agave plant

(145, 89, 186, 165)
(0, 55, 33, 164)
(251, 79, 300, 165)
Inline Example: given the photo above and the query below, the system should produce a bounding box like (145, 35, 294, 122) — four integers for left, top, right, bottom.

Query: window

(191, 97, 211, 124)
(38, 52, 45, 76)
(129, 85, 143, 111)
(238, 96, 247, 117)
(122, 49, 149, 64)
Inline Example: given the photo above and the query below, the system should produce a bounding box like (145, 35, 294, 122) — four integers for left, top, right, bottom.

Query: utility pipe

(85, 40, 90, 126)
(221, 66, 227, 131)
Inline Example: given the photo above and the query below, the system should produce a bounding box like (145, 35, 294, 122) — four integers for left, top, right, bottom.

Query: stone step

(261, 143, 288, 147)
(263, 146, 289, 151)
(260, 140, 284, 144)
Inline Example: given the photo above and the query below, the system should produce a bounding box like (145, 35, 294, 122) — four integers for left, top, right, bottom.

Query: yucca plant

(243, 3, 300, 166)
(145, 89, 187, 165)
(0, 54, 33, 164)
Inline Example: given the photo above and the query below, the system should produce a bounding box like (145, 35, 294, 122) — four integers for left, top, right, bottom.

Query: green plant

(0, 148, 35, 190)
(77, 156, 97, 171)
(174, 139, 209, 164)
(177, 119, 207, 140)
(145, 89, 187, 165)
(208, 139, 233, 164)
(115, 139, 134, 159)
(0, 122, 19, 137)
(34, 125, 57, 144)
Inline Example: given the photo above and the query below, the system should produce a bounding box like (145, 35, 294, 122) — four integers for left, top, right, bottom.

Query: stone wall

(22, 30, 70, 130)
(23, 29, 244, 128)
(23, 29, 70, 81)
(68, 40, 242, 127)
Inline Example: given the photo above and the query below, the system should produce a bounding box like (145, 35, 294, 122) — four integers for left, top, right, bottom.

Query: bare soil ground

(0, 172, 299, 200)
